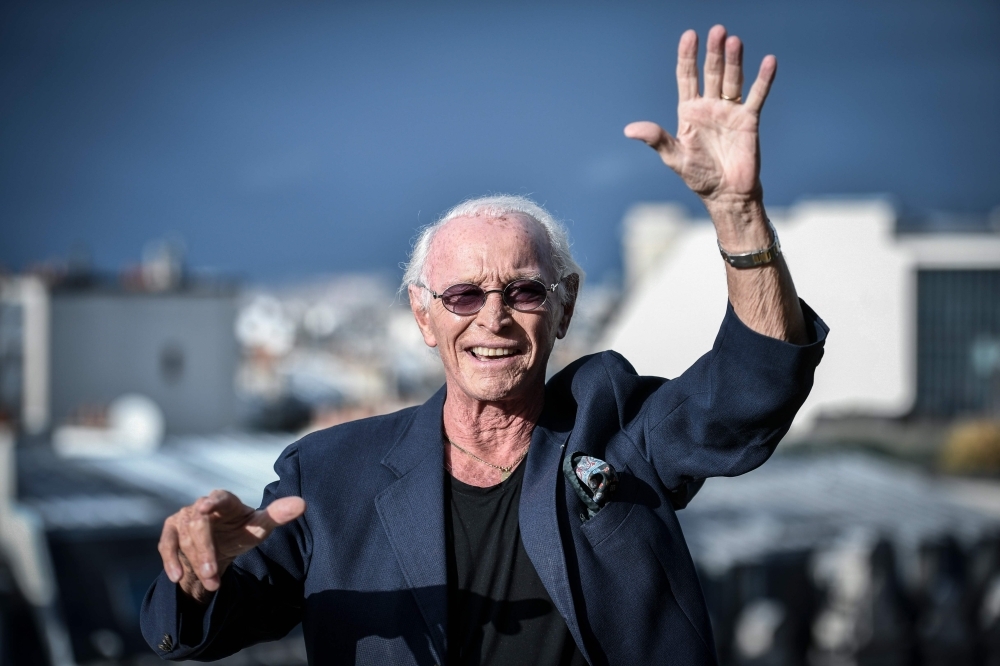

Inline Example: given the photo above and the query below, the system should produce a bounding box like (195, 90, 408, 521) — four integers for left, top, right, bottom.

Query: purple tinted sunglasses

(423, 278, 561, 315)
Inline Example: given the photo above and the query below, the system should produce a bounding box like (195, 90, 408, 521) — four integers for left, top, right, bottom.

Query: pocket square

(563, 452, 618, 520)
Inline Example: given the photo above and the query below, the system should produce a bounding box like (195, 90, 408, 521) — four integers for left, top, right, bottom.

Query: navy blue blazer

(142, 302, 827, 665)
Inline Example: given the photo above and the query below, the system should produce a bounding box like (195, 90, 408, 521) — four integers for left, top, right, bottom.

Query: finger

(158, 520, 184, 583)
(197, 489, 244, 516)
(246, 496, 307, 540)
(745, 55, 777, 114)
(624, 121, 681, 170)
(676, 29, 699, 102)
(722, 35, 744, 102)
(198, 490, 255, 530)
(183, 512, 221, 591)
(702, 25, 727, 99)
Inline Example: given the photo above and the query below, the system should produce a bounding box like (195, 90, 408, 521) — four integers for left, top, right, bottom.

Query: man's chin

(464, 385, 522, 404)
(452, 376, 538, 405)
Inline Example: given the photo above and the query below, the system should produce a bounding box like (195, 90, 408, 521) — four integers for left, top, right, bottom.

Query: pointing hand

(157, 489, 306, 604)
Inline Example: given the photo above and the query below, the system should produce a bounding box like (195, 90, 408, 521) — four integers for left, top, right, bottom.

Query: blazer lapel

(374, 387, 448, 664)
(520, 409, 591, 664)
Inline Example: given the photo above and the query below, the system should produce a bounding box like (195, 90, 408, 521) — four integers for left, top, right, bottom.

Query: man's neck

(442, 383, 544, 487)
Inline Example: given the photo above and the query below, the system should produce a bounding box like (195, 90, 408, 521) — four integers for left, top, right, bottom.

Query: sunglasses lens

(436, 279, 552, 314)
(440, 284, 486, 314)
(504, 280, 548, 311)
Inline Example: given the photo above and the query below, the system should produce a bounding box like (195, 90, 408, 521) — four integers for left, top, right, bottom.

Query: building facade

(600, 198, 1000, 431)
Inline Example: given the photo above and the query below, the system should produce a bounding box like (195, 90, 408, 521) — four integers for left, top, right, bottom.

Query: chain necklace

(445, 437, 529, 481)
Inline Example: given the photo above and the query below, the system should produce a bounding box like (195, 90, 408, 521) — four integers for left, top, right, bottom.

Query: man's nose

(476, 291, 511, 330)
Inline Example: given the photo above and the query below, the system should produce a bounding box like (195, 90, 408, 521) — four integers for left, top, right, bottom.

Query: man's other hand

(624, 24, 775, 206)
(157, 489, 306, 604)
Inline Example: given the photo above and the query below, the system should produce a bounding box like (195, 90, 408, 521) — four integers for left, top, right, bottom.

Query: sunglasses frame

(422, 278, 561, 316)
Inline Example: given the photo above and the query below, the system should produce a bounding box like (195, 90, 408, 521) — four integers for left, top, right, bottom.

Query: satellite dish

(107, 394, 165, 453)
(54, 393, 165, 458)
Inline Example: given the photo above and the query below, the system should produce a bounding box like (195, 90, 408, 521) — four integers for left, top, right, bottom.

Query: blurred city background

(1, 1, 999, 664)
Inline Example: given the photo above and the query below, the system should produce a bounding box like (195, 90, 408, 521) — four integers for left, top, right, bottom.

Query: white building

(0, 276, 49, 434)
(599, 198, 1000, 433)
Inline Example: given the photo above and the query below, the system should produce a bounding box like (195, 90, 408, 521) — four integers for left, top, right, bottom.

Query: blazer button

(158, 634, 174, 651)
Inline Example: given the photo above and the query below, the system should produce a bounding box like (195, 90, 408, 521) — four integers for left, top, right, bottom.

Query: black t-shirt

(444, 461, 587, 666)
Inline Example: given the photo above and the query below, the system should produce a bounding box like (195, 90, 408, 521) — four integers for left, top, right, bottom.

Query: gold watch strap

(717, 219, 781, 268)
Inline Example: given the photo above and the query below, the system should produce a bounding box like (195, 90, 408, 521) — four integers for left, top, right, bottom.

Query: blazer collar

(380, 385, 446, 477)
(375, 386, 448, 663)
(519, 387, 590, 664)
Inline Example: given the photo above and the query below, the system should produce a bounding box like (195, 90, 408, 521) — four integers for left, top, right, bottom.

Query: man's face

(409, 214, 575, 405)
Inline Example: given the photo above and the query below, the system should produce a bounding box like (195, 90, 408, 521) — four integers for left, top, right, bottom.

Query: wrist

(718, 218, 780, 268)
(702, 194, 772, 254)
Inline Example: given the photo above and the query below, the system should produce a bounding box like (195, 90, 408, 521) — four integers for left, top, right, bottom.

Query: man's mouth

(469, 346, 521, 359)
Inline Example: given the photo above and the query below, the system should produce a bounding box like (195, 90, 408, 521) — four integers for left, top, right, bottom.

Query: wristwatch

(717, 219, 781, 268)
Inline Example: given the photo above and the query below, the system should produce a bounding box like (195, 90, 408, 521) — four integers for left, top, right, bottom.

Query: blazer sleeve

(140, 443, 312, 661)
(628, 299, 828, 492)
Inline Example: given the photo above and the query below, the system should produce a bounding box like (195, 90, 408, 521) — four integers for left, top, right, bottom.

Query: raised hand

(158, 489, 306, 604)
(625, 25, 806, 344)
(625, 25, 775, 205)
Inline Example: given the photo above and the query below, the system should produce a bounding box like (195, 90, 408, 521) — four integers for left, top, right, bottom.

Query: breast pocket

(579, 491, 635, 547)
(577, 449, 667, 547)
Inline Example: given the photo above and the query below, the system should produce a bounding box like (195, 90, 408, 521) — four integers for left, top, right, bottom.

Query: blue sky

(2, 1, 998, 284)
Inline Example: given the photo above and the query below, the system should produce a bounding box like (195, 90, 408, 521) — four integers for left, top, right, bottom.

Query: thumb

(246, 496, 306, 540)
(624, 121, 680, 167)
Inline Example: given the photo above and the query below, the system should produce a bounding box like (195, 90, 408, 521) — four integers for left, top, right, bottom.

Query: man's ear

(555, 274, 580, 340)
(408, 284, 438, 348)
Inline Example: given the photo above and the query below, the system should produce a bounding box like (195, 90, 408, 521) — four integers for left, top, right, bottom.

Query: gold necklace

(445, 437, 529, 481)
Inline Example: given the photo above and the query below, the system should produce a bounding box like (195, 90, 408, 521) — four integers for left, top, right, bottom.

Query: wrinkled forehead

(425, 214, 554, 285)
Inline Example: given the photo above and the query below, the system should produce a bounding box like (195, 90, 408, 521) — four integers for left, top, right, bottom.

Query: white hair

(401, 194, 585, 310)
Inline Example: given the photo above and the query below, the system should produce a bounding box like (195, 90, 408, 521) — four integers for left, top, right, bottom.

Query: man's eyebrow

(454, 272, 545, 284)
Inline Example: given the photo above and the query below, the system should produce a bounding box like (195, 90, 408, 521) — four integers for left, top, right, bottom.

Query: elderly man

(142, 25, 826, 665)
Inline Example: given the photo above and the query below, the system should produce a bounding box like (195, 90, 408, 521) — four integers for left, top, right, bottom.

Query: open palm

(626, 26, 776, 202)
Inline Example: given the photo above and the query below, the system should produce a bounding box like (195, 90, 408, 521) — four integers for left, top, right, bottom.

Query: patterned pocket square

(563, 452, 618, 520)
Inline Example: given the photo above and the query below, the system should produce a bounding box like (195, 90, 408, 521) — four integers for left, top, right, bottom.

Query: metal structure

(916, 269, 1000, 418)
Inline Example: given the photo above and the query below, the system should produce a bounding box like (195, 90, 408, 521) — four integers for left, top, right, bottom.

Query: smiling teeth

(471, 347, 517, 357)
